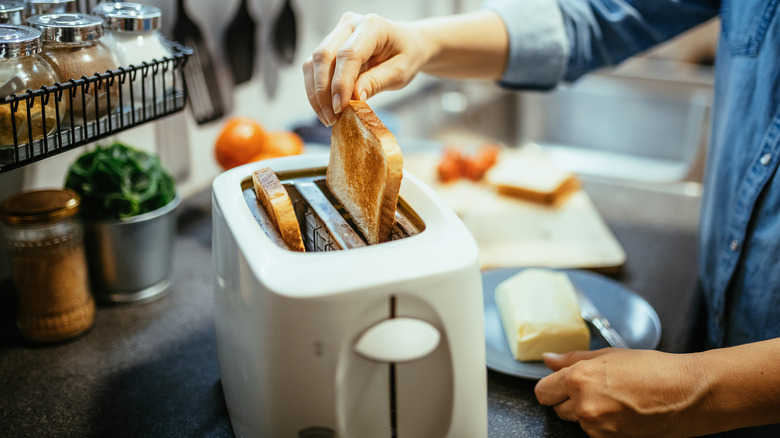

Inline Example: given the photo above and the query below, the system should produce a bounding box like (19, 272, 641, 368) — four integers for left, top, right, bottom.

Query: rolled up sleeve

(482, 0, 569, 90)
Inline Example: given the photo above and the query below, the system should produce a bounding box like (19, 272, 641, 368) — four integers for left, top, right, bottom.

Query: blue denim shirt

(484, 0, 780, 347)
(484, 1, 780, 435)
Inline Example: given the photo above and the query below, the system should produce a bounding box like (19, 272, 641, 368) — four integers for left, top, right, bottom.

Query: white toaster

(211, 153, 487, 438)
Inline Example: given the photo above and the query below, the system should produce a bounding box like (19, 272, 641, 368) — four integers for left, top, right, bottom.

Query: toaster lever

(354, 317, 441, 363)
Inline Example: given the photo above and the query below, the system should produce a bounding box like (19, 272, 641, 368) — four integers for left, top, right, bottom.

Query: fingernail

(332, 94, 342, 114)
(542, 352, 563, 361)
(316, 112, 328, 127)
(323, 106, 336, 127)
(359, 90, 367, 102)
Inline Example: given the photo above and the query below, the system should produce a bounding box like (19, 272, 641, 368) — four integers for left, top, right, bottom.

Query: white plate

(483, 268, 662, 380)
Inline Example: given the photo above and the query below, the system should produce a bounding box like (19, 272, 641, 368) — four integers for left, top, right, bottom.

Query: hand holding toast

(303, 13, 428, 127)
(303, 10, 508, 126)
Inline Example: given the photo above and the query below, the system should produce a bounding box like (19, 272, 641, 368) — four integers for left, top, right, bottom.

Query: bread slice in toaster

(252, 167, 305, 252)
(326, 100, 403, 245)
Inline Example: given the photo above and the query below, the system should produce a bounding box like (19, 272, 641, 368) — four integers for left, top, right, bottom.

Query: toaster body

(212, 154, 487, 438)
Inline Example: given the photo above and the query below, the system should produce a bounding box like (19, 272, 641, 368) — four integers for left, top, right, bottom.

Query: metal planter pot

(84, 195, 180, 304)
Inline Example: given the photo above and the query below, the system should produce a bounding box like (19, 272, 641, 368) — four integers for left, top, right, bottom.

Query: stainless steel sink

(382, 58, 714, 193)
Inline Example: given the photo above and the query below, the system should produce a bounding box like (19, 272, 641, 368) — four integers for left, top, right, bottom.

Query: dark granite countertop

(0, 177, 701, 437)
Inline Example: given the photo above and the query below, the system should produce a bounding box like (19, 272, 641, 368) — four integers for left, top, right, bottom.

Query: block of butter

(495, 268, 590, 361)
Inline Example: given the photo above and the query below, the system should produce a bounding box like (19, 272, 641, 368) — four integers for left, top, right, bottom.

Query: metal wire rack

(0, 42, 191, 173)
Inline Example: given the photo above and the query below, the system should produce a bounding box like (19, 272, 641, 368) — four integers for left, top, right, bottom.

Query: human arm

(534, 339, 780, 437)
(303, 0, 721, 126)
(302, 10, 509, 126)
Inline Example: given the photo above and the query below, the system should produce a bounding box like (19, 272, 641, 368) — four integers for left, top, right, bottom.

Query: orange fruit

(214, 117, 266, 170)
(248, 131, 305, 162)
(264, 131, 305, 157)
(247, 152, 277, 163)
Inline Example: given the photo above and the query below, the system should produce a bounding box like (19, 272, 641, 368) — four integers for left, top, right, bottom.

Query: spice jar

(0, 189, 95, 343)
(27, 13, 120, 126)
(0, 1, 25, 25)
(0, 25, 60, 151)
(93, 2, 175, 110)
(25, 0, 75, 16)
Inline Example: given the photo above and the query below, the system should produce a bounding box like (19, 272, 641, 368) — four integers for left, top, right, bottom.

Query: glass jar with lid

(0, 188, 95, 343)
(93, 2, 176, 111)
(0, 0, 25, 25)
(27, 12, 121, 126)
(25, 0, 75, 16)
(0, 24, 60, 151)
(92, 2, 181, 110)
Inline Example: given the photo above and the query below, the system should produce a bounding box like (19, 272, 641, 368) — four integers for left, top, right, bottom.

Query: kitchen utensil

(155, 112, 191, 183)
(223, 0, 257, 85)
(482, 268, 661, 380)
(212, 153, 488, 437)
(271, 0, 296, 64)
(576, 286, 629, 348)
(261, 35, 279, 99)
(172, 0, 225, 124)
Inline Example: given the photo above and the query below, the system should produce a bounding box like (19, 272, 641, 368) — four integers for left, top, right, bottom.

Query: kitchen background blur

(0, 0, 719, 282)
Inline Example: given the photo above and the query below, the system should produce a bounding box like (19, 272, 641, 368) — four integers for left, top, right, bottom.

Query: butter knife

(575, 288, 629, 349)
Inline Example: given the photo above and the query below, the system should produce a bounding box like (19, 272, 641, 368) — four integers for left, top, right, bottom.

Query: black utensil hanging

(224, 0, 258, 85)
(172, 0, 226, 124)
(272, 0, 297, 65)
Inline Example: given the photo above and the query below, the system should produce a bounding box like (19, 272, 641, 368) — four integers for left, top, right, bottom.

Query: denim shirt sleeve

(482, 0, 569, 90)
(483, 0, 720, 88)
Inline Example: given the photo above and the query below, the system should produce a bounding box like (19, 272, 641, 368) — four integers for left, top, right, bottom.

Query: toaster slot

(293, 181, 367, 250)
(241, 185, 291, 249)
(241, 167, 425, 252)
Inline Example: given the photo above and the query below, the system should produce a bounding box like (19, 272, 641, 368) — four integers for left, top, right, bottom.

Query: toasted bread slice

(252, 167, 305, 252)
(326, 100, 403, 245)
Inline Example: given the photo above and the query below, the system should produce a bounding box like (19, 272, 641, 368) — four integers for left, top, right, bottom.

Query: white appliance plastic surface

(212, 153, 488, 438)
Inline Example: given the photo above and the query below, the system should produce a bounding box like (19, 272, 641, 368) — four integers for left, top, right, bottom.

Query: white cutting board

(403, 147, 626, 272)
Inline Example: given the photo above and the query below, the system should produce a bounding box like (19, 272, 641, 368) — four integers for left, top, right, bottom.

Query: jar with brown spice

(26, 13, 120, 126)
(0, 188, 95, 343)
(0, 25, 60, 154)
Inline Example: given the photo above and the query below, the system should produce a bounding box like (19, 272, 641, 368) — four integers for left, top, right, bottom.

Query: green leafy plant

(65, 142, 176, 221)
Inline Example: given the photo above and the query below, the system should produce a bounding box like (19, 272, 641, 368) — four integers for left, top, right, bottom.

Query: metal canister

(0, 188, 95, 343)
(84, 193, 180, 303)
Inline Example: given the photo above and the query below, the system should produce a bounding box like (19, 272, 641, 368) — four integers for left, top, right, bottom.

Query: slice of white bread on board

(485, 149, 580, 205)
(252, 167, 305, 252)
(326, 100, 403, 245)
